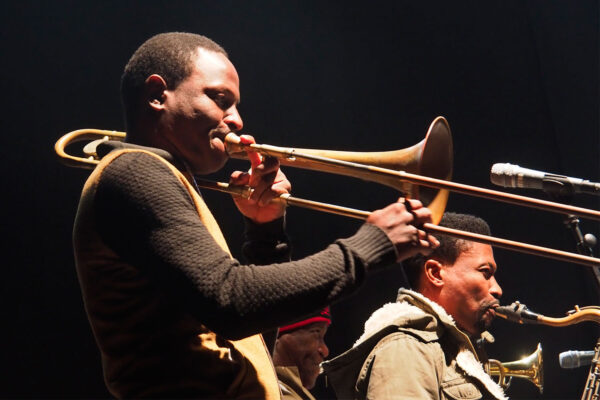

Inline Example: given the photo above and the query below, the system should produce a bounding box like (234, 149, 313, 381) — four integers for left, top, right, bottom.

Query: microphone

(559, 350, 595, 369)
(490, 163, 600, 196)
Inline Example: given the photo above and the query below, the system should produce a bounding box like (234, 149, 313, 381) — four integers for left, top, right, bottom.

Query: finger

(411, 207, 433, 224)
(255, 174, 283, 204)
(406, 198, 423, 210)
(230, 170, 250, 186)
(239, 134, 255, 144)
(239, 134, 262, 169)
(249, 157, 282, 189)
(415, 231, 439, 250)
(249, 156, 280, 185)
(427, 233, 440, 248)
(256, 188, 279, 207)
(254, 156, 280, 174)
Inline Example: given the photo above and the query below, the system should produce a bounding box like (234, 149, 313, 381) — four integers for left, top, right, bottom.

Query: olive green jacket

(322, 289, 507, 400)
(276, 366, 316, 400)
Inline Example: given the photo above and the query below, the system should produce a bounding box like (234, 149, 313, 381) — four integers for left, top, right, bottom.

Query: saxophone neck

(497, 302, 600, 327)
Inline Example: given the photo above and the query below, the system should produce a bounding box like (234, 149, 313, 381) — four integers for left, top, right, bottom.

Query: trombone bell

(487, 343, 544, 394)
(226, 117, 453, 224)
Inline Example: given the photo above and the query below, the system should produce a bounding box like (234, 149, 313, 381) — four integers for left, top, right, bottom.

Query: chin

(303, 378, 318, 390)
(192, 155, 228, 175)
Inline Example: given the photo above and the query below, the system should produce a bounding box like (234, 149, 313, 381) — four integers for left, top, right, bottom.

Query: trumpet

(487, 343, 544, 393)
(55, 117, 600, 267)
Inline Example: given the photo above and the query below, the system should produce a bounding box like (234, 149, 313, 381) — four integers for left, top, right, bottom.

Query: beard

(473, 299, 500, 334)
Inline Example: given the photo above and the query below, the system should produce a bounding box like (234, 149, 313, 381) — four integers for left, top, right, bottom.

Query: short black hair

(120, 32, 227, 130)
(403, 212, 491, 289)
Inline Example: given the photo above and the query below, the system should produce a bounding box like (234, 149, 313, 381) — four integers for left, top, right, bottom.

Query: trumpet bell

(487, 343, 544, 394)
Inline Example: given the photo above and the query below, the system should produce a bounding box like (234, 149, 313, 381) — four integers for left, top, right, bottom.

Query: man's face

(438, 242, 502, 336)
(159, 48, 243, 175)
(275, 322, 330, 389)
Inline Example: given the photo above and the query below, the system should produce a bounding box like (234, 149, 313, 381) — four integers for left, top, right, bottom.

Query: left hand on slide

(230, 135, 291, 223)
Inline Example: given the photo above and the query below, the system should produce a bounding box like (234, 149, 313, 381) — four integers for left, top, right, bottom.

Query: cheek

(191, 97, 224, 123)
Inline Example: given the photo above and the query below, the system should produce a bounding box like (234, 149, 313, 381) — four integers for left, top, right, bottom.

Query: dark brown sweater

(73, 145, 397, 398)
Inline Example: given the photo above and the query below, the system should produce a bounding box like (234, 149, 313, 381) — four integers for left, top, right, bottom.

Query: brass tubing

(496, 302, 600, 326)
(226, 139, 600, 222)
(536, 307, 600, 327)
(195, 180, 600, 267)
(55, 125, 600, 267)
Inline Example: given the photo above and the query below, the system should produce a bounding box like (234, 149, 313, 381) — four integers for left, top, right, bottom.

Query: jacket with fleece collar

(321, 289, 507, 400)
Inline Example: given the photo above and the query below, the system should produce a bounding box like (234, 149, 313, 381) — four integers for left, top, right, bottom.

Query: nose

(319, 341, 329, 359)
(224, 106, 243, 132)
(490, 276, 502, 299)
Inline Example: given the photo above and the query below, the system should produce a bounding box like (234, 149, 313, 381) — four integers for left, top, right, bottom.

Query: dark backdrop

(2, 1, 599, 398)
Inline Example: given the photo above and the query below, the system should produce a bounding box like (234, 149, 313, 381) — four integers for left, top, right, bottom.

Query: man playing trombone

(322, 212, 507, 400)
(71, 32, 438, 399)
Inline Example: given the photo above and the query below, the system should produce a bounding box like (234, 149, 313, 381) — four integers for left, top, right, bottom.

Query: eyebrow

(483, 262, 497, 273)
(219, 87, 241, 105)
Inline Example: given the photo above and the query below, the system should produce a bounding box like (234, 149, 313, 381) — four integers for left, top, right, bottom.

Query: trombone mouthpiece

(224, 132, 244, 155)
(224, 132, 241, 145)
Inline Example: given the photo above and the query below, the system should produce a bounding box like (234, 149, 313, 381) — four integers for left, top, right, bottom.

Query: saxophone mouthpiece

(496, 301, 540, 324)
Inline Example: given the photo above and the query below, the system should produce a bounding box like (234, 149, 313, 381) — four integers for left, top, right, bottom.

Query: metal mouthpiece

(496, 301, 540, 324)
(224, 132, 244, 156)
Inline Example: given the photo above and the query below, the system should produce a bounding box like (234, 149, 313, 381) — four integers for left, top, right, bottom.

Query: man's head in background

(273, 307, 331, 389)
(403, 212, 502, 336)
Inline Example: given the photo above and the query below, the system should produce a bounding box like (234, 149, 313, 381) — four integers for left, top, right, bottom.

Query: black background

(2, 1, 599, 398)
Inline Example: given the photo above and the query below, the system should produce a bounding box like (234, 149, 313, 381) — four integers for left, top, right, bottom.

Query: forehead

(305, 321, 329, 331)
(454, 242, 496, 268)
(187, 48, 240, 93)
(290, 321, 330, 335)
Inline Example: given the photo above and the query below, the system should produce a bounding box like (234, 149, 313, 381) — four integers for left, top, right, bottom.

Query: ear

(423, 259, 444, 288)
(144, 74, 168, 111)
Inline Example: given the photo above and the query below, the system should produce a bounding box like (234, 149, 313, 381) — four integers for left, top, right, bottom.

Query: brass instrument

(496, 302, 600, 326)
(487, 343, 544, 393)
(55, 117, 600, 267)
(497, 303, 600, 399)
(581, 338, 600, 400)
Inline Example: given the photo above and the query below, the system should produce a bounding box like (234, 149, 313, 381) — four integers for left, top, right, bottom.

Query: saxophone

(581, 338, 600, 400)
(496, 302, 600, 326)
(496, 302, 600, 399)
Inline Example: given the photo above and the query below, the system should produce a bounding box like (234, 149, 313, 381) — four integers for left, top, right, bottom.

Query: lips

(485, 303, 499, 319)
(209, 129, 229, 142)
(208, 130, 231, 153)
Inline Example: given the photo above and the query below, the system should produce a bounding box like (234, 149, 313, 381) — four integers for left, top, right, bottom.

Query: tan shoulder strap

(96, 149, 281, 399)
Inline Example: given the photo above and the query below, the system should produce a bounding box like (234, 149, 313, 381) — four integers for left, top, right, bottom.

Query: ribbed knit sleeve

(94, 152, 397, 339)
(242, 217, 291, 265)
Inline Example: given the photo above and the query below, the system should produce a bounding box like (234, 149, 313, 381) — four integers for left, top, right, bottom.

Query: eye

(479, 266, 493, 279)
(207, 90, 234, 110)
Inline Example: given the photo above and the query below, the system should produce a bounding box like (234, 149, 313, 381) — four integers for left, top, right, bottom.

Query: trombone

(55, 117, 600, 267)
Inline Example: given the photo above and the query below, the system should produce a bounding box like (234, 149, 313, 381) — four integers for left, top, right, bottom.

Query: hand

(366, 198, 439, 261)
(230, 135, 291, 223)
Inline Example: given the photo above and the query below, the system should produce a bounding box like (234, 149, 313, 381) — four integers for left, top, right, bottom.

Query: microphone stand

(542, 178, 600, 291)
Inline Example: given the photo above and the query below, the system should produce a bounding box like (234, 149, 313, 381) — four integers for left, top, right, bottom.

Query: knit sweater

(73, 143, 397, 398)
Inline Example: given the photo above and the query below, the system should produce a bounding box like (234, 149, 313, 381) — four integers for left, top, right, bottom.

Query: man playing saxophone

(323, 212, 507, 399)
